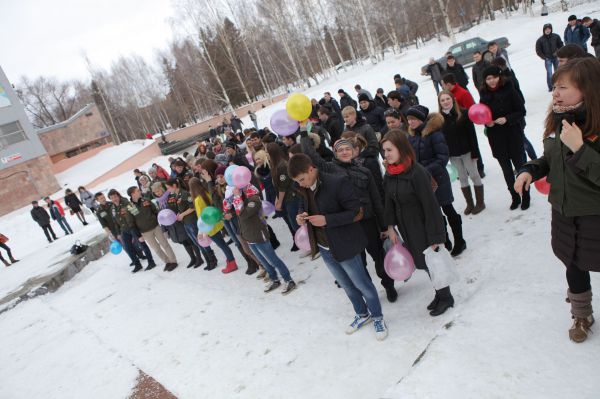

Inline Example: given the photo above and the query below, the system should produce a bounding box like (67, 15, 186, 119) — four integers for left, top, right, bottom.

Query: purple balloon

(157, 209, 177, 226)
(384, 243, 415, 281)
(232, 166, 252, 189)
(262, 200, 276, 216)
(294, 225, 311, 251)
(270, 109, 299, 136)
(197, 235, 212, 248)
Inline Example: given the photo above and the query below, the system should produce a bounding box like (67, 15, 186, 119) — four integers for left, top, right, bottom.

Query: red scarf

(386, 158, 412, 175)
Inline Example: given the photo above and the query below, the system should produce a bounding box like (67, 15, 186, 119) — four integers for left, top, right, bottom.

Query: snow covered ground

(1, 2, 600, 398)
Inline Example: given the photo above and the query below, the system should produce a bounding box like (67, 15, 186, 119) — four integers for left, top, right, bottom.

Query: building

(37, 103, 112, 163)
(0, 66, 60, 216)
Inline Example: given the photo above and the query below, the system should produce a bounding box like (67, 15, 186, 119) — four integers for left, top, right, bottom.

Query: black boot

(193, 246, 205, 269)
(385, 286, 398, 303)
(448, 214, 466, 257)
(268, 224, 280, 250)
(430, 286, 455, 316)
(427, 291, 440, 310)
(183, 243, 196, 268)
(243, 252, 259, 275)
(145, 259, 157, 271)
(132, 263, 143, 273)
(521, 188, 531, 210)
(204, 249, 217, 270)
(510, 189, 521, 210)
(442, 216, 452, 251)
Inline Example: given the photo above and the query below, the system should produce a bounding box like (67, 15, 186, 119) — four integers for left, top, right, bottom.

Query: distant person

(564, 15, 590, 52)
(441, 74, 475, 109)
(338, 89, 357, 110)
(444, 55, 469, 89)
(78, 186, 97, 214)
(423, 57, 444, 94)
(31, 201, 57, 243)
(582, 16, 600, 57)
(317, 105, 344, 143)
(536, 23, 564, 91)
(354, 84, 373, 100)
(374, 88, 389, 110)
(472, 51, 490, 93)
(487, 41, 512, 70)
(318, 91, 341, 115)
(65, 188, 88, 226)
(209, 124, 217, 139)
(0, 233, 18, 267)
(248, 110, 258, 130)
(387, 90, 410, 117)
(44, 197, 73, 236)
(393, 74, 419, 105)
(358, 93, 387, 135)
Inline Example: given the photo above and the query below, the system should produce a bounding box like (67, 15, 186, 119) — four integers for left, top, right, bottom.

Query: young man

(582, 16, 600, 57)
(44, 197, 73, 235)
(354, 84, 373, 101)
(536, 23, 564, 92)
(564, 15, 590, 52)
(472, 51, 490, 93)
(422, 58, 444, 94)
(374, 88, 389, 110)
(317, 105, 344, 144)
(31, 200, 57, 243)
(444, 55, 469, 89)
(341, 106, 380, 158)
(487, 41, 512, 70)
(555, 43, 588, 66)
(387, 90, 410, 117)
(441, 74, 475, 109)
(288, 153, 388, 340)
(337, 89, 357, 111)
(393, 74, 419, 101)
(318, 92, 341, 115)
(357, 93, 387, 135)
(248, 110, 258, 130)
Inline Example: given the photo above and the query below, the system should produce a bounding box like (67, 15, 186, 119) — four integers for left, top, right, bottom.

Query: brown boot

(567, 289, 594, 343)
(461, 186, 475, 215)
(472, 185, 486, 215)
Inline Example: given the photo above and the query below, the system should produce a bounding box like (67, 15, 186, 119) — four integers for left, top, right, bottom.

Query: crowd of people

(20, 17, 600, 343)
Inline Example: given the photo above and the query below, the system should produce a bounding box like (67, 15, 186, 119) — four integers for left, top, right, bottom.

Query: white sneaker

(345, 314, 372, 335)
(373, 318, 388, 341)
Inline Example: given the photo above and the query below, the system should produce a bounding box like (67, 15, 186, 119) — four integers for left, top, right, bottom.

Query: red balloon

(468, 104, 493, 125)
(534, 177, 551, 195)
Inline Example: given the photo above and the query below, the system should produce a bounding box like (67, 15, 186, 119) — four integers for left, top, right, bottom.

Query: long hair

(381, 129, 415, 164)
(266, 142, 288, 169)
(201, 159, 218, 180)
(188, 177, 212, 206)
(437, 90, 463, 120)
(544, 58, 600, 138)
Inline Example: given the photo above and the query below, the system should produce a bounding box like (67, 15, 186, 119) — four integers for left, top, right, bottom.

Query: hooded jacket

(564, 21, 591, 50)
(536, 24, 564, 59)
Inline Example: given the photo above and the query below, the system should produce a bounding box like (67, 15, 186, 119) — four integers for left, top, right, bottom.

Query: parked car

(421, 36, 510, 75)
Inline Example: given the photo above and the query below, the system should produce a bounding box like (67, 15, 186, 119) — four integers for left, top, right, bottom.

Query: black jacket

(441, 108, 480, 158)
(445, 63, 469, 89)
(318, 97, 341, 115)
(361, 101, 388, 134)
(400, 78, 419, 96)
(323, 113, 345, 143)
(536, 25, 564, 59)
(346, 119, 380, 158)
(31, 206, 51, 227)
(425, 62, 444, 82)
(472, 60, 490, 92)
(374, 94, 389, 110)
(588, 19, 600, 46)
(339, 91, 357, 110)
(64, 193, 82, 211)
(297, 172, 367, 262)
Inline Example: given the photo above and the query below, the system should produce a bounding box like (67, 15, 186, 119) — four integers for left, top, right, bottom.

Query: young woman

(189, 177, 239, 274)
(78, 186, 97, 214)
(171, 159, 194, 190)
(64, 188, 88, 226)
(438, 90, 486, 215)
(515, 58, 600, 343)
(479, 66, 528, 210)
(405, 105, 466, 257)
(382, 129, 455, 316)
(253, 150, 277, 206)
(165, 178, 217, 270)
(340, 132, 384, 200)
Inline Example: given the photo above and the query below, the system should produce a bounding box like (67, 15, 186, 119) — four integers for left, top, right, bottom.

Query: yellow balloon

(286, 93, 312, 121)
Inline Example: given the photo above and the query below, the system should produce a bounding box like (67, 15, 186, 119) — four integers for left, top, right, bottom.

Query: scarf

(552, 102, 584, 114)
(386, 158, 412, 175)
(223, 184, 260, 215)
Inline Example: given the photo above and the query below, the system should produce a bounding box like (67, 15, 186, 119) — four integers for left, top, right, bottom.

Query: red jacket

(155, 165, 170, 180)
(451, 84, 475, 110)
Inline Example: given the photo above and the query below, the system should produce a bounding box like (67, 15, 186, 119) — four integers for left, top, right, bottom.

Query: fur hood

(409, 112, 444, 137)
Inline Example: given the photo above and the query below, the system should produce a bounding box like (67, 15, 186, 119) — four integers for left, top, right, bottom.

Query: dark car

(421, 36, 510, 75)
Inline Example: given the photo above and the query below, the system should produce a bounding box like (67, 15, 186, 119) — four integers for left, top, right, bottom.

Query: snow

(1, 2, 600, 398)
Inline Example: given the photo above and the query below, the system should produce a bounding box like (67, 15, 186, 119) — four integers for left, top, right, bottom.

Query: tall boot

(183, 242, 197, 268)
(268, 224, 280, 250)
(448, 214, 466, 257)
(460, 186, 475, 215)
(192, 245, 204, 268)
(2, 259, 10, 267)
(521, 188, 531, 210)
(204, 249, 218, 270)
(472, 185, 486, 215)
(242, 252, 259, 275)
(509, 188, 521, 210)
(567, 289, 595, 343)
(443, 216, 452, 251)
(430, 286, 455, 316)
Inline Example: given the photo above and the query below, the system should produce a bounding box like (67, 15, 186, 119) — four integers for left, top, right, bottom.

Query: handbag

(70, 240, 88, 255)
(0, 234, 8, 244)
(423, 246, 458, 290)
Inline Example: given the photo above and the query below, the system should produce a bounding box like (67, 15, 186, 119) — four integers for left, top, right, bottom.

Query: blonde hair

(341, 106, 357, 117)
(253, 150, 269, 177)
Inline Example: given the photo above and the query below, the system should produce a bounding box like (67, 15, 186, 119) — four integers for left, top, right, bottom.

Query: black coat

(339, 92, 357, 110)
(64, 193, 82, 211)
(383, 163, 446, 269)
(297, 171, 367, 262)
(361, 101, 388, 134)
(346, 119, 380, 158)
(425, 62, 444, 82)
(408, 113, 453, 206)
(318, 97, 341, 115)
(441, 108, 480, 158)
(536, 33, 564, 59)
(374, 94, 389, 110)
(589, 19, 600, 46)
(324, 113, 345, 143)
(445, 63, 469, 89)
(31, 206, 51, 227)
(472, 60, 490, 92)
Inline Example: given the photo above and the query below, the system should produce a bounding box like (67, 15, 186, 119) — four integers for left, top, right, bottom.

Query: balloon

(197, 218, 214, 233)
(384, 243, 415, 281)
(286, 93, 312, 121)
(157, 209, 177, 226)
(232, 166, 252, 189)
(224, 165, 238, 186)
(201, 206, 222, 225)
(110, 240, 123, 255)
(534, 177, 551, 195)
(447, 163, 458, 182)
(246, 152, 254, 166)
(270, 109, 299, 136)
(262, 200, 276, 216)
(197, 235, 213, 248)
(468, 104, 493, 125)
(224, 185, 234, 199)
(294, 225, 311, 251)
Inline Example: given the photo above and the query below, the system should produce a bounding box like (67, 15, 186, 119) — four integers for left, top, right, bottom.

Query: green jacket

(175, 189, 197, 225)
(522, 134, 600, 217)
(238, 194, 269, 244)
(96, 202, 119, 236)
(111, 198, 138, 233)
(272, 162, 296, 203)
(128, 197, 159, 233)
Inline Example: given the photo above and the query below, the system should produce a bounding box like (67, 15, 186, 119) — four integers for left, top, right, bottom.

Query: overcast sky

(0, 0, 176, 83)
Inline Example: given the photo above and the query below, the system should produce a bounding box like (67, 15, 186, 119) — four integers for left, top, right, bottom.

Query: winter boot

(145, 260, 157, 271)
(385, 286, 398, 303)
(268, 224, 280, 250)
(243, 253, 259, 275)
(193, 246, 205, 268)
(472, 185, 486, 215)
(521, 189, 531, 210)
(222, 259, 238, 274)
(461, 186, 475, 215)
(444, 217, 453, 252)
(2, 259, 10, 267)
(427, 291, 440, 310)
(429, 286, 455, 316)
(448, 214, 466, 257)
(132, 263, 143, 273)
(183, 243, 197, 268)
(204, 249, 218, 271)
(567, 289, 594, 343)
(509, 189, 521, 210)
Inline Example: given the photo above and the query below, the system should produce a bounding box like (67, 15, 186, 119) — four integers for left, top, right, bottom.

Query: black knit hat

(357, 93, 370, 103)
(406, 105, 429, 122)
(483, 66, 503, 79)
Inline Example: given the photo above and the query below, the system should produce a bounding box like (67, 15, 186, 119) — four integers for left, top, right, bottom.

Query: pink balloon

(384, 243, 415, 281)
(468, 104, 493, 125)
(246, 152, 254, 166)
(534, 177, 551, 195)
(294, 225, 311, 251)
(197, 235, 212, 248)
(262, 200, 276, 216)
(270, 109, 299, 136)
(232, 166, 252, 189)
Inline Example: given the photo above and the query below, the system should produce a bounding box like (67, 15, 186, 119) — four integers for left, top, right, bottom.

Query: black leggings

(441, 204, 459, 220)
(566, 264, 591, 294)
(0, 242, 12, 261)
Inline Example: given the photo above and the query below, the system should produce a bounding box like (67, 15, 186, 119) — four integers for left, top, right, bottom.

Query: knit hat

(357, 93, 370, 103)
(225, 140, 237, 149)
(215, 164, 227, 176)
(215, 153, 229, 165)
(483, 66, 503, 79)
(406, 105, 429, 122)
(333, 138, 354, 152)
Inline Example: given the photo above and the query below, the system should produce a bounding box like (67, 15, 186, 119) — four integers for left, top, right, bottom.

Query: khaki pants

(142, 226, 177, 264)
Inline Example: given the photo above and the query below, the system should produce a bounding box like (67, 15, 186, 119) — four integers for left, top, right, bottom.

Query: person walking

(582, 16, 600, 57)
(248, 110, 258, 130)
(514, 58, 600, 343)
(564, 15, 591, 52)
(44, 197, 73, 235)
(0, 234, 19, 266)
(423, 57, 445, 94)
(536, 23, 564, 92)
(31, 201, 58, 243)
(64, 188, 88, 225)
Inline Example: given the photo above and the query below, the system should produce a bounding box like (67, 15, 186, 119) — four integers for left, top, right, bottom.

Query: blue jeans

(56, 217, 73, 234)
(210, 230, 235, 262)
(544, 58, 559, 91)
(121, 229, 153, 265)
(248, 241, 292, 282)
(319, 248, 383, 319)
(523, 133, 538, 161)
(284, 198, 300, 234)
(223, 219, 242, 249)
(184, 223, 213, 257)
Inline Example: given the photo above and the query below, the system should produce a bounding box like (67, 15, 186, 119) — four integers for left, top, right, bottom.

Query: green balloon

(447, 164, 459, 182)
(201, 206, 222, 225)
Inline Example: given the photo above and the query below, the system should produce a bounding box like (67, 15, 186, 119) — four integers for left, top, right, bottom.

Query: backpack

(70, 240, 88, 255)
